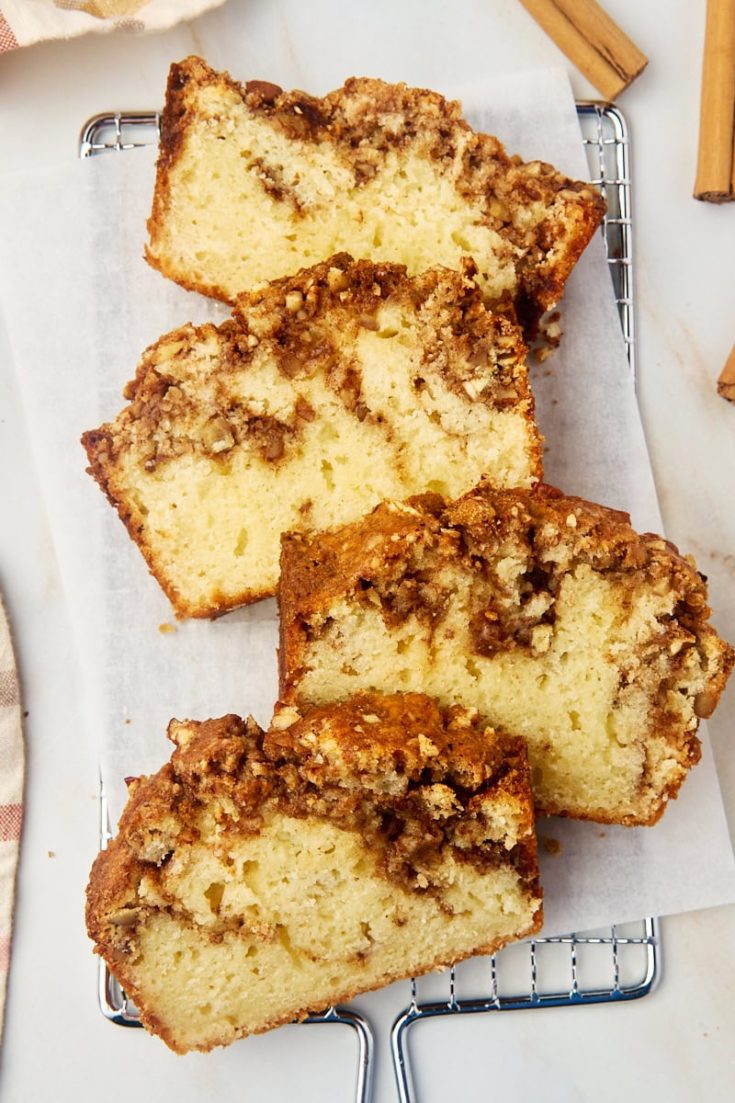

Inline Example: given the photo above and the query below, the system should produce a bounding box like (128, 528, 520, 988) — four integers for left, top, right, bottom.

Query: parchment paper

(1, 68, 733, 939)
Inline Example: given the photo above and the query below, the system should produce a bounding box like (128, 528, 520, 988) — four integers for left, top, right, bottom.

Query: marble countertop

(0, 2, 733, 1100)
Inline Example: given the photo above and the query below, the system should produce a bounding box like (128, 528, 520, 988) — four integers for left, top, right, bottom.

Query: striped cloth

(0, 0, 228, 53)
(0, 594, 23, 1038)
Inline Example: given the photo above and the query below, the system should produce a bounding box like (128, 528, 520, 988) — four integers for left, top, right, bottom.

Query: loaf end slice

(86, 695, 542, 1053)
(146, 56, 604, 328)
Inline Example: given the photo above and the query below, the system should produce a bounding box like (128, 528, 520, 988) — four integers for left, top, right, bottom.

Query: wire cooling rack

(81, 102, 657, 1103)
(578, 103, 635, 379)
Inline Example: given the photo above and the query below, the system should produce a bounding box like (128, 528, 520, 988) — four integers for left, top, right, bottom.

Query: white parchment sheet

(1, 68, 733, 940)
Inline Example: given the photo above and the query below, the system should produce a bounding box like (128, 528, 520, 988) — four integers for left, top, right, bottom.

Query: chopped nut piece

(201, 416, 235, 454)
(693, 690, 718, 719)
(417, 734, 439, 757)
(271, 706, 303, 730)
(531, 624, 553, 654)
(327, 266, 349, 292)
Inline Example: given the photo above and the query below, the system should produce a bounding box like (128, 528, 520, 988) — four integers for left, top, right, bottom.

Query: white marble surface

(0, 2, 733, 1100)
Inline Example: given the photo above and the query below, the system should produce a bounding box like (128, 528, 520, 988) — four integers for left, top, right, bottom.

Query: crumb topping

(280, 482, 734, 750)
(88, 694, 538, 949)
(82, 255, 534, 478)
(86, 694, 542, 1054)
(283, 483, 721, 660)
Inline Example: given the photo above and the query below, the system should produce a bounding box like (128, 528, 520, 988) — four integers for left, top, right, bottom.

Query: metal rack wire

(81, 102, 656, 1103)
(578, 103, 636, 380)
(391, 917, 658, 1103)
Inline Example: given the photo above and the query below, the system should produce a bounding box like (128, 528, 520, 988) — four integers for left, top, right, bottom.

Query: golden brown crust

(146, 59, 235, 302)
(88, 699, 539, 903)
(146, 56, 605, 319)
(86, 696, 541, 1051)
(278, 481, 734, 825)
(279, 481, 731, 666)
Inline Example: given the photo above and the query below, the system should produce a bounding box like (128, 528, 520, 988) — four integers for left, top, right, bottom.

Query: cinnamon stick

(518, 0, 648, 101)
(717, 342, 735, 402)
(694, 0, 735, 202)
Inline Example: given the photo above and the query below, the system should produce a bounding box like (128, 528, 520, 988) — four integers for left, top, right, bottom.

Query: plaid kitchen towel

(0, 0, 228, 53)
(0, 593, 23, 1039)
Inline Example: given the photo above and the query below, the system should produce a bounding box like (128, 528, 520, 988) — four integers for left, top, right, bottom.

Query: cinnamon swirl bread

(279, 482, 734, 826)
(82, 255, 541, 618)
(86, 694, 542, 1053)
(146, 57, 604, 330)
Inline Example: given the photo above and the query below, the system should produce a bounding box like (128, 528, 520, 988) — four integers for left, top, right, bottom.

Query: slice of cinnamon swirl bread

(146, 57, 604, 329)
(86, 694, 542, 1053)
(81, 255, 541, 618)
(279, 482, 734, 826)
